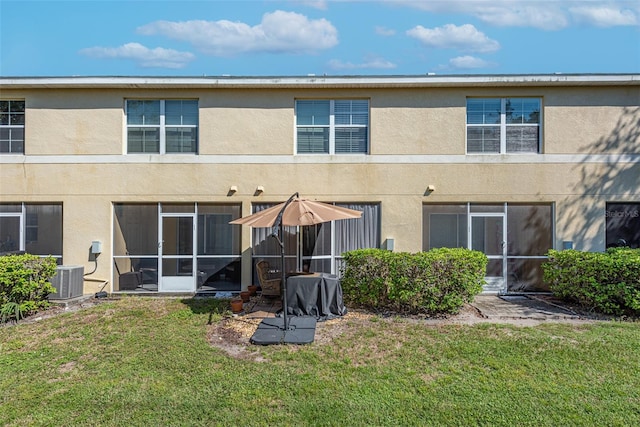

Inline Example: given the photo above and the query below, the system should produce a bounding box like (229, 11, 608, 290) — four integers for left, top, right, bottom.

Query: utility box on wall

(50, 265, 84, 300)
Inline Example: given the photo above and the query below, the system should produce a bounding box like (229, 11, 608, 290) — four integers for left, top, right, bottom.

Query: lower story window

(0, 203, 63, 262)
(606, 202, 640, 249)
(422, 203, 553, 292)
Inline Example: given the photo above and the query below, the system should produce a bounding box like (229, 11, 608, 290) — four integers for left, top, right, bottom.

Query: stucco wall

(4, 85, 638, 157)
(1, 80, 638, 291)
(544, 87, 639, 154)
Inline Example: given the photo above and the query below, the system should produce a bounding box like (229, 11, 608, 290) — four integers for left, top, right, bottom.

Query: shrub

(0, 253, 57, 322)
(543, 248, 640, 316)
(341, 248, 487, 315)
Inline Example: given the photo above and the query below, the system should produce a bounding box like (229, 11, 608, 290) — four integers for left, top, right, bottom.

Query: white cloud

(137, 10, 338, 56)
(328, 55, 397, 70)
(296, 0, 329, 10)
(388, 0, 640, 30)
(448, 55, 496, 69)
(375, 26, 396, 36)
(406, 24, 500, 53)
(570, 6, 638, 27)
(392, 0, 569, 30)
(79, 43, 195, 69)
(472, 3, 569, 31)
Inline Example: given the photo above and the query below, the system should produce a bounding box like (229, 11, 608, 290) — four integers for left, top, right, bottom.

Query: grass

(1, 297, 639, 426)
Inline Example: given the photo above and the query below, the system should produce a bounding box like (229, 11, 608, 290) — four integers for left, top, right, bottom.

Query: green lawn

(1, 297, 639, 427)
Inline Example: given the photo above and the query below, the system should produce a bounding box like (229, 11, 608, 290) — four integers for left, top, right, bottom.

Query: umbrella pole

(270, 192, 298, 332)
(279, 221, 289, 331)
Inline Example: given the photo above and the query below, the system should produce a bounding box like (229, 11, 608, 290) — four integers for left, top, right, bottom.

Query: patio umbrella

(229, 196, 362, 227)
(230, 193, 362, 344)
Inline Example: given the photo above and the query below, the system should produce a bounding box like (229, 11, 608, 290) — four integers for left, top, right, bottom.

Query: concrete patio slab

(470, 295, 580, 321)
(241, 293, 585, 323)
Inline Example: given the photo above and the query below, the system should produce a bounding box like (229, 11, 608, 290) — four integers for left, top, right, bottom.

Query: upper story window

(0, 100, 25, 154)
(296, 100, 369, 154)
(467, 98, 541, 154)
(126, 100, 198, 154)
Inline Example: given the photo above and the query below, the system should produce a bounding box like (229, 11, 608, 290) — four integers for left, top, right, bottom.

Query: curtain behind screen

(334, 203, 380, 255)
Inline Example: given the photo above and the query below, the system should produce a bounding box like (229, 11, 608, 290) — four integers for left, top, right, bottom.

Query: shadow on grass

(180, 297, 231, 325)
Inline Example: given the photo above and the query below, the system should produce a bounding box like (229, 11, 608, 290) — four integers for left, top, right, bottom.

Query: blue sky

(1, 0, 639, 76)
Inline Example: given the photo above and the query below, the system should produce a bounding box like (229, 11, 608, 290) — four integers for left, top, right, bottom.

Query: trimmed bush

(0, 253, 57, 322)
(543, 248, 640, 316)
(341, 248, 487, 315)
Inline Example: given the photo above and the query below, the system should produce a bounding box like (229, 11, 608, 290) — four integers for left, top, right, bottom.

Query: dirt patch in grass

(205, 310, 382, 360)
(206, 304, 482, 359)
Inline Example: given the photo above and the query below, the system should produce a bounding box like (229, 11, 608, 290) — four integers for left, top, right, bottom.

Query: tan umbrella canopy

(229, 196, 362, 227)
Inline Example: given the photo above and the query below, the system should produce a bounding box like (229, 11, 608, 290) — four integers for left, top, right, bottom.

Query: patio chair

(256, 260, 281, 297)
(119, 271, 143, 291)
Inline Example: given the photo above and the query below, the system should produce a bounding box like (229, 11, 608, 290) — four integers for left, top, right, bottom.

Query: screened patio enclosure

(423, 203, 553, 293)
(250, 202, 380, 280)
(0, 203, 63, 262)
(113, 203, 241, 293)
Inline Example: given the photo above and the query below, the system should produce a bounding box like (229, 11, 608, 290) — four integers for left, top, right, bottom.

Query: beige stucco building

(1, 74, 638, 296)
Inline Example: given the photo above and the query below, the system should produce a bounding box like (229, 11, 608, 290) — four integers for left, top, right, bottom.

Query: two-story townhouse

(1, 74, 638, 296)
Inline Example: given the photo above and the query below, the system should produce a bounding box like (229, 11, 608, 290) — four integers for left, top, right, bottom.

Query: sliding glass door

(159, 214, 195, 292)
(470, 213, 506, 293)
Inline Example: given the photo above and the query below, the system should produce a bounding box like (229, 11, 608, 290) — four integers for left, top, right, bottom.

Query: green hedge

(340, 248, 487, 315)
(543, 248, 640, 316)
(0, 253, 57, 322)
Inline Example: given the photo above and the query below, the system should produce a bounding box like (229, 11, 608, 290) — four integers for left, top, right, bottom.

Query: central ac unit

(50, 265, 84, 300)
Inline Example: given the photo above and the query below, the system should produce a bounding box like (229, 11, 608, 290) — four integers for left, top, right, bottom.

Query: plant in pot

(240, 291, 251, 302)
(248, 285, 258, 295)
(230, 298, 244, 314)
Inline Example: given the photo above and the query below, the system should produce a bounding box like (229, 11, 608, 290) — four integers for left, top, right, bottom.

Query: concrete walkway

(470, 294, 582, 321)
(52, 293, 589, 323)
(242, 294, 587, 322)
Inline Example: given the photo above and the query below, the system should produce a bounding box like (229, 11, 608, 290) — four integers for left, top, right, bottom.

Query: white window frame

(0, 208, 24, 252)
(125, 99, 198, 154)
(0, 100, 25, 154)
(295, 99, 369, 154)
(466, 97, 541, 154)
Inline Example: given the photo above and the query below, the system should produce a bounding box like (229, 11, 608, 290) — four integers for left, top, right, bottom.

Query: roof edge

(1, 73, 638, 89)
